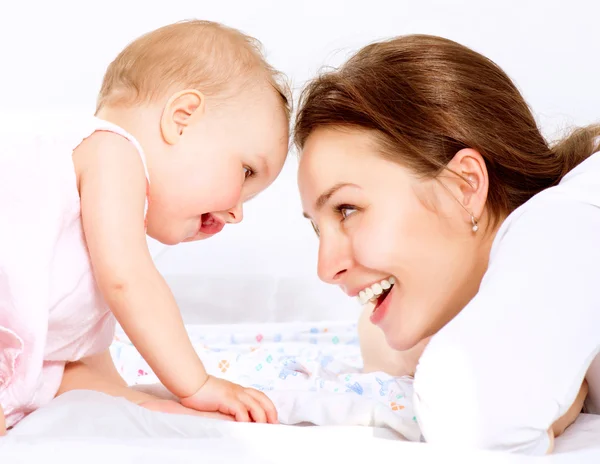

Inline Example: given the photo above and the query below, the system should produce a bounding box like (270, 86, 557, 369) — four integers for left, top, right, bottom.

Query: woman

(295, 35, 600, 454)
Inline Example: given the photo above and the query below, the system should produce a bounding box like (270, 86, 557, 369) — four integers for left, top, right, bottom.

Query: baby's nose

(227, 204, 243, 224)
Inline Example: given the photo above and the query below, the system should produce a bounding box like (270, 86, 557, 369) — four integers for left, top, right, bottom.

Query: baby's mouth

(198, 213, 225, 235)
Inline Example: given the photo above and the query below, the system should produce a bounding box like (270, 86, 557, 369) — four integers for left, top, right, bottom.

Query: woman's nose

(317, 233, 353, 285)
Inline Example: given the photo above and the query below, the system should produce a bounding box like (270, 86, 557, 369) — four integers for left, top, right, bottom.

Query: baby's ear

(160, 89, 205, 145)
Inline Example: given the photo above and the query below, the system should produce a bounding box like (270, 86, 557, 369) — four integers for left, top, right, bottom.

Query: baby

(0, 20, 290, 432)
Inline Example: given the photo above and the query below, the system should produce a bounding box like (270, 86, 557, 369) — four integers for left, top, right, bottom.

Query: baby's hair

(96, 20, 291, 117)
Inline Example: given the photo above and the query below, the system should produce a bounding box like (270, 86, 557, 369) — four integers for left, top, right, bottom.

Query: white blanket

(110, 320, 421, 441)
(5, 390, 600, 463)
(3, 320, 600, 463)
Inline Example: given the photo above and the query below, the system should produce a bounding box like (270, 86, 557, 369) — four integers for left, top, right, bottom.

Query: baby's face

(146, 86, 289, 245)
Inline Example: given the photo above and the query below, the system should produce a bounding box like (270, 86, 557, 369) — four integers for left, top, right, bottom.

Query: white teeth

(357, 277, 396, 305)
(372, 283, 383, 295)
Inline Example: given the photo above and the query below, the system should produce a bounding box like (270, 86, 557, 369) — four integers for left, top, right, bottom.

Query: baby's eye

(244, 167, 254, 179)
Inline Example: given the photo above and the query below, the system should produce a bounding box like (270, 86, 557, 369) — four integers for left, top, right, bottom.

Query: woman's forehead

(299, 128, 381, 178)
(303, 126, 375, 154)
(298, 129, 410, 213)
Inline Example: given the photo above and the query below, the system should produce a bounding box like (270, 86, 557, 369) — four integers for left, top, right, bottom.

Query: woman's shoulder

(556, 149, 600, 204)
(493, 150, 600, 254)
(488, 153, 600, 277)
(416, 153, 600, 454)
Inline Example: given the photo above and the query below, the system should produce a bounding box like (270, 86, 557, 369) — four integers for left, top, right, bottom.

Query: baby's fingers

(246, 389, 278, 424)
(226, 398, 251, 423)
(240, 392, 268, 424)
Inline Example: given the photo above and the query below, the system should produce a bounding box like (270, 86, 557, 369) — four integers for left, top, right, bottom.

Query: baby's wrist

(179, 373, 210, 400)
(194, 373, 211, 394)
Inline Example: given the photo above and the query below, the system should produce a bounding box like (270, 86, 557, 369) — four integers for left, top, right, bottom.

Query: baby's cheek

(205, 175, 243, 212)
(222, 181, 243, 208)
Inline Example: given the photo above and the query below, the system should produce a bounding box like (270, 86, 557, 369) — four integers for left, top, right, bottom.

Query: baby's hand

(180, 376, 278, 424)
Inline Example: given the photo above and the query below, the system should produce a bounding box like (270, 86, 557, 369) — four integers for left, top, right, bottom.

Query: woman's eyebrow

(302, 182, 359, 218)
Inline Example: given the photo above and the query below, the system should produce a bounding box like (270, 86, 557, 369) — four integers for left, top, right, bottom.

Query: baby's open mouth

(199, 213, 225, 235)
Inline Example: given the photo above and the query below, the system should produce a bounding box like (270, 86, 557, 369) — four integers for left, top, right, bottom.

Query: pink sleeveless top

(0, 116, 149, 428)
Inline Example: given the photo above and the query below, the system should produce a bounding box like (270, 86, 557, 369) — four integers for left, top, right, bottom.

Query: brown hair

(97, 20, 291, 117)
(294, 35, 600, 220)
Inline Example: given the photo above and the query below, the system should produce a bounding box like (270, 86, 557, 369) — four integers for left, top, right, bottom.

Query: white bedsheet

(4, 390, 600, 463)
(2, 321, 600, 463)
(111, 320, 421, 440)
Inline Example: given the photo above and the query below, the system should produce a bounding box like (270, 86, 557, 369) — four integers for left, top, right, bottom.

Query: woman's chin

(384, 325, 426, 352)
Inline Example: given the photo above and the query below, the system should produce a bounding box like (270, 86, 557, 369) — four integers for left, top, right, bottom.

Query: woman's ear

(446, 147, 489, 222)
(160, 89, 205, 145)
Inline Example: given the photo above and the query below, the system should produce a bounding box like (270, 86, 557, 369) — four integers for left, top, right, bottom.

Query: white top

(414, 150, 600, 454)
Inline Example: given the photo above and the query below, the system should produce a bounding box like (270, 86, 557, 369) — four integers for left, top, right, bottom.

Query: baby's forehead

(227, 111, 288, 159)
(237, 93, 290, 139)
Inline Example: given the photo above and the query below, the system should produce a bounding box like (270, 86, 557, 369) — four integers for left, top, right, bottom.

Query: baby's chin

(182, 232, 213, 242)
(146, 227, 209, 246)
(146, 230, 178, 246)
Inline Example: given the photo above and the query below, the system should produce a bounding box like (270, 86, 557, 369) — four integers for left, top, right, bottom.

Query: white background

(1, 0, 598, 323)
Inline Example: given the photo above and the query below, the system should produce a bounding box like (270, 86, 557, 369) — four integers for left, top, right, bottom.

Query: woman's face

(298, 127, 491, 351)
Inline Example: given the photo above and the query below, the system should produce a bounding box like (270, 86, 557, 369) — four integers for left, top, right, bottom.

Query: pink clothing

(0, 116, 149, 428)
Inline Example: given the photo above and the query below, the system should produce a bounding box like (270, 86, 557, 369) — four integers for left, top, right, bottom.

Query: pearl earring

(471, 214, 479, 233)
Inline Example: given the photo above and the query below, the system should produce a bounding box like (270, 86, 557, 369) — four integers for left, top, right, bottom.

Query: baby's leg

(358, 305, 429, 376)
(0, 404, 5, 436)
(57, 350, 232, 421)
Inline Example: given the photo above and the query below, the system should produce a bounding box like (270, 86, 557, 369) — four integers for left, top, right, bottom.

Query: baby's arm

(57, 350, 233, 421)
(75, 132, 276, 423)
(76, 132, 205, 399)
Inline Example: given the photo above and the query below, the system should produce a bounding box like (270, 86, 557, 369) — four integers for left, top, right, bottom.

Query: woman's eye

(338, 205, 357, 220)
